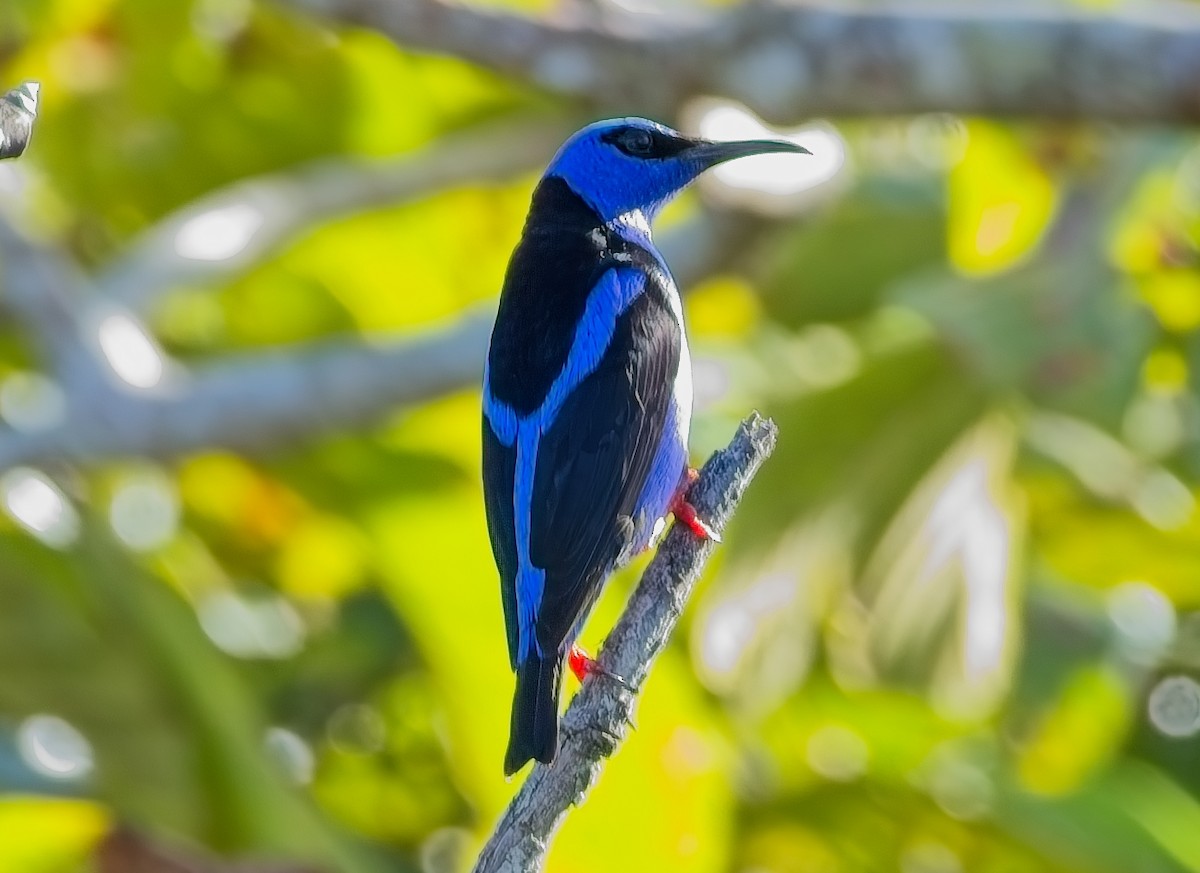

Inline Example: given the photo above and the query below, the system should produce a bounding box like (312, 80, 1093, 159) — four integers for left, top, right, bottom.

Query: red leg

(568, 644, 631, 689)
(568, 644, 593, 683)
(671, 467, 721, 542)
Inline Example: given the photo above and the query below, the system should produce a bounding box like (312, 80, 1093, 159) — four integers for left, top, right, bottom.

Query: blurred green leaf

(0, 521, 382, 872)
(896, 258, 1153, 428)
(732, 339, 989, 559)
(757, 179, 945, 326)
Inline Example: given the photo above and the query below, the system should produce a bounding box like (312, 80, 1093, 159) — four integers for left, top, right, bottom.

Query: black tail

(505, 654, 562, 776)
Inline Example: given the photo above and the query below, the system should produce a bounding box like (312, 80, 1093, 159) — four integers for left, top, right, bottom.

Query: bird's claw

(673, 498, 721, 541)
(568, 644, 631, 690)
(671, 467, 721, 542)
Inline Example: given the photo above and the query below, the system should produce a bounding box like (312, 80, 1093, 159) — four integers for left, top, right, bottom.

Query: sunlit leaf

(1015, 665, 1132, 796)
(0, 796, 110, 873)
(948, 122, 1057, 275)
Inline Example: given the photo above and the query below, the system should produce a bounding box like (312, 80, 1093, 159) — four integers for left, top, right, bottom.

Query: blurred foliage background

(1, 0, 1200, 871)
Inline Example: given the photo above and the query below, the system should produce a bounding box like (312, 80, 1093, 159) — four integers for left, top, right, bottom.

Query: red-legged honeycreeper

(482, 117, 809, 775)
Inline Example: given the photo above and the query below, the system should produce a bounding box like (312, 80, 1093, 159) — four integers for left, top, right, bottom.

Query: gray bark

(277, 0, 1200, 124)
(471, 413, 779, 873)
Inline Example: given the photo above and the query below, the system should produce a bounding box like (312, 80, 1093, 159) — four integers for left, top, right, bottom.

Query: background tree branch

(0, 218, 111, 393)
(0, 310, 494, 470)
(97, 116, 572, 311)
(277, 0, 1200, 124)
(471, 413, 778, 873)
(0, 207, 775, 471)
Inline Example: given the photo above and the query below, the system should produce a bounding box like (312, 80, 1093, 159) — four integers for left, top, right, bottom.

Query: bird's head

(545, 117, 809, 228)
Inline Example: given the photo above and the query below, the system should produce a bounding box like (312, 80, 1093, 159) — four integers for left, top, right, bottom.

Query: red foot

(568, 644, 631, 689)
(568, 644, 594, 683)
(671, 467, 721, 542)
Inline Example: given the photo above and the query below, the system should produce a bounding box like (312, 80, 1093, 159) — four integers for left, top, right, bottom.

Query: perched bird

(482, 117, 808, 775)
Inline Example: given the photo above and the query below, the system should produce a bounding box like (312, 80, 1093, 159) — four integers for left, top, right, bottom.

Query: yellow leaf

(1143, 348, 1189, 395)
(1138, 271, 1200, 333)
(1110, 172, 1176, 274)
(1016, 666, 1132, 795)
(948, 123, 1057, 275)
(179, 453, 259, 528)
(686, 277, 762, 339)
(0, 796, 110, 873)
(276, 514, 370, 599)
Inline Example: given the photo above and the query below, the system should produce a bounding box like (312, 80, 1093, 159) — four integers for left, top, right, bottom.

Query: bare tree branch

(277, 0, 1200, 124)
(471, 413, 778, 873)
(0, 81, 37, 159)
(1, 200, 489, 469)
(0, 311, 492, 470)
(0, 208, 773, 471)
(97, 116, 572, 311)
(0, 219, 93, 381)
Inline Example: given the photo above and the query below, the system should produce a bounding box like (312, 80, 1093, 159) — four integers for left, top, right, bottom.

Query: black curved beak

(688, 138, 811, 167)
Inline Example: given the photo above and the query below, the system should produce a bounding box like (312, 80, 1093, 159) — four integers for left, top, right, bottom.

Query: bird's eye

(620, 129, 654, 156)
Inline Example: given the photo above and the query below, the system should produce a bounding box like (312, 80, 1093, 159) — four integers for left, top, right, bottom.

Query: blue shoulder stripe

(483, 357, 518, 447)
(540, 267, 646, 429)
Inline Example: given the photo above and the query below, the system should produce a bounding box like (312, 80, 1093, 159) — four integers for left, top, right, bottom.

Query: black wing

(482, 416, 521, 669)
(528, 281, 681, 655)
